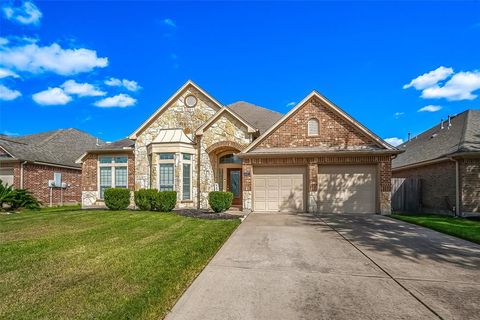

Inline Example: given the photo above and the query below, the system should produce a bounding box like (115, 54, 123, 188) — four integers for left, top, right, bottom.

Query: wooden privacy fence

(391, 178, 422, 213)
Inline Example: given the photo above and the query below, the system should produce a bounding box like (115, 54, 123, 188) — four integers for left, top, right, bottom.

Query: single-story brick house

(0, 128, 100, 206)
(393, 109, 480, 216)
(77, 81, 400, 214)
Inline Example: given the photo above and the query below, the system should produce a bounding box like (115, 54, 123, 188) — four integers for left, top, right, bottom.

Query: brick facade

(460, 158, 480, 213)
(256, 97, 377, 149)
(392, 159, 480, 214)
(0, 161, 21, 188)
(23, 164, 82, 205)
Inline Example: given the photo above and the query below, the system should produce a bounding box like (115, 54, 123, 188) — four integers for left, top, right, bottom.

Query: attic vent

(185, 95, 197, 108)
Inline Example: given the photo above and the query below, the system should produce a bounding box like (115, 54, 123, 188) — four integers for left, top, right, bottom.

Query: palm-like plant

(0, 181, 15, 209)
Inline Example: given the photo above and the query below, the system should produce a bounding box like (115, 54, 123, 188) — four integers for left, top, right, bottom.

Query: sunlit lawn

(0, 208, 240, 319)
(392, 214, 480, 244)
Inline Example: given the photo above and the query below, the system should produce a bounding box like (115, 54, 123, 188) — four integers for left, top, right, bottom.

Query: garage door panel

(318, 165, 376, 214)
(253, 167, 305, 212)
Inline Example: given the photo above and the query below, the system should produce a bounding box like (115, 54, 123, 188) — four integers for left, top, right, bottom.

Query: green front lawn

(391, 214, 480, 244)
(0, 208, 240, 319)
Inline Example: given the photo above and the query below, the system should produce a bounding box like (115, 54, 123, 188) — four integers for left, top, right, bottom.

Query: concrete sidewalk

(166, 212, 480, 320)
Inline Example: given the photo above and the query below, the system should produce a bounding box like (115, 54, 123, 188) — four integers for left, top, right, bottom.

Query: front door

(227, 168, 242, 206)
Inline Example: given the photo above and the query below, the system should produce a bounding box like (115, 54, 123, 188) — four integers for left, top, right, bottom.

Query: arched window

(308, 118, 319, 136)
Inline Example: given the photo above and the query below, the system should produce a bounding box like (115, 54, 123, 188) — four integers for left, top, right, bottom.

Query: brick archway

(206, 140, 246, 154)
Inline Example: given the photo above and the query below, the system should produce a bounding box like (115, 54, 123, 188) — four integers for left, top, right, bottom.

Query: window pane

(182, 153, 191, 160)
(183, 163, 191, 200)
(159, 153, 174, 160)
(99, 156, 113, 164)
(308, 119, 319, 135)
(99, 167, 112, 198)
(115, 167, 128, 188)
(159, 164, 174, 191)
(219, 154, 241, 164)
(115, 156, 128, 164)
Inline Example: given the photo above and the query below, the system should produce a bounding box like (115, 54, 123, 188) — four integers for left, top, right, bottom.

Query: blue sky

(1, 1, 479, 146)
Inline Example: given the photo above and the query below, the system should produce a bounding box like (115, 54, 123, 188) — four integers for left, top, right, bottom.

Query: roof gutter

(392, 157, 451, 172)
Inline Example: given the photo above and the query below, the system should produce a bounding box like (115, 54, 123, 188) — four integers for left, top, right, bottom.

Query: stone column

(379, 158, 392, 215)
(308, 162, 318, 213)
(242, 160, 253, 211)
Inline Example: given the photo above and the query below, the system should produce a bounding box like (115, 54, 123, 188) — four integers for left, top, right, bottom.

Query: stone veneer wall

(199, 113, 251, 208)
(134, 86, 219, 193)
(242, 155, 392, 214)
(134, 85, 252, 209)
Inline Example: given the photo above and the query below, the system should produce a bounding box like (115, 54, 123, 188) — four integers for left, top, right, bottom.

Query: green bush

(208, 191, 233, 213)
(154, 191, 177, 212)
(0, 181, 14, 209)
(0, 181, 40, 210)
(104, 188, 131, 210)
(134, 189, 158, 211)
(10, 189, 41, 210)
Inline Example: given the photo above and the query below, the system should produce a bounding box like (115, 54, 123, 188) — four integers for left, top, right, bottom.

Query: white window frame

(157, 153, 175, 191)
(98, 155, 129, 199)
(307, 118, 319, 136)
(182, 153, 192, 201)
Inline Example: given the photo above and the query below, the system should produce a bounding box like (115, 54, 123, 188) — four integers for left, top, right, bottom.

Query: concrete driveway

(166, 212, 480, 320)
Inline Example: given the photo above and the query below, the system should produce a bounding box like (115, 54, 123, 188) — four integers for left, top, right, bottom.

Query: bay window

(158, 153, 175, 191)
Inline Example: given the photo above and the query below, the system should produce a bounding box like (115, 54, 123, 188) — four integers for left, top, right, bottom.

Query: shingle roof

(228, 101, 283, 134)
(393, 109, 480, 169)
(91, 138, 135, 150)
(0, 128, 101, 168)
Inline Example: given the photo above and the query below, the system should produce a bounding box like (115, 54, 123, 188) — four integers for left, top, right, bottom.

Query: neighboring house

(393, 110, 480, 216)
(78, 80, 400, 214)
(0, 129, 101, 206)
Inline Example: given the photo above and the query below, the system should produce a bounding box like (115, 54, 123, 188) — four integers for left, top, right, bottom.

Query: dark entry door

(227, 168, 242, 206)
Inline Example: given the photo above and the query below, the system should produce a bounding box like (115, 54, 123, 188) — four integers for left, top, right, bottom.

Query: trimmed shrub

(154, 191, 177, 212)
(134, 189, 158, 211)
(208, 191, 233, 213)
(104, 188, 131, 210)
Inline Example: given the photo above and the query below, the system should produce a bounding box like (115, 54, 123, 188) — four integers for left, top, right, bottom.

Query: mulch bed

(173, 209, 242, 220)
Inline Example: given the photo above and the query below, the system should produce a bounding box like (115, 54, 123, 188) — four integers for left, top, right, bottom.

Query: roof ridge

(38, 129, 63, 145)
(229, 101, 283, 116)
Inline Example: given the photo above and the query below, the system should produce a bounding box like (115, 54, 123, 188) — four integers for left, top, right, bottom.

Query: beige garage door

(0, 168, 14, 187)
(253, 167, 305, 212)
(317, 165, 376, 214)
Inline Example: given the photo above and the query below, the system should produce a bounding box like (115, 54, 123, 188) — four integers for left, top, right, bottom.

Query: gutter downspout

(20, 161, 27, 188)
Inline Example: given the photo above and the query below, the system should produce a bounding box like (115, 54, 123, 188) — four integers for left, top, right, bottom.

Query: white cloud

(286, 101, 296, 107)
(94, 94, 136, 108)
(61, 80, 105, 97)
(2, 1, 42, 26)
(104, 77, 141, 91)
(0, 68, 19, 79)
(32, 87, 72, 105)
(384, 137, 404, 147)
(394, 112, 405, 118)
(0, 37, 9, 46)
(0, 85, 21, 101)
(418, 105, 442, 112)
(0, 42, 108, 75)
(403, 66, 454, 90)
(162, 18, 176, 27)
(421, 71, 480, 101)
